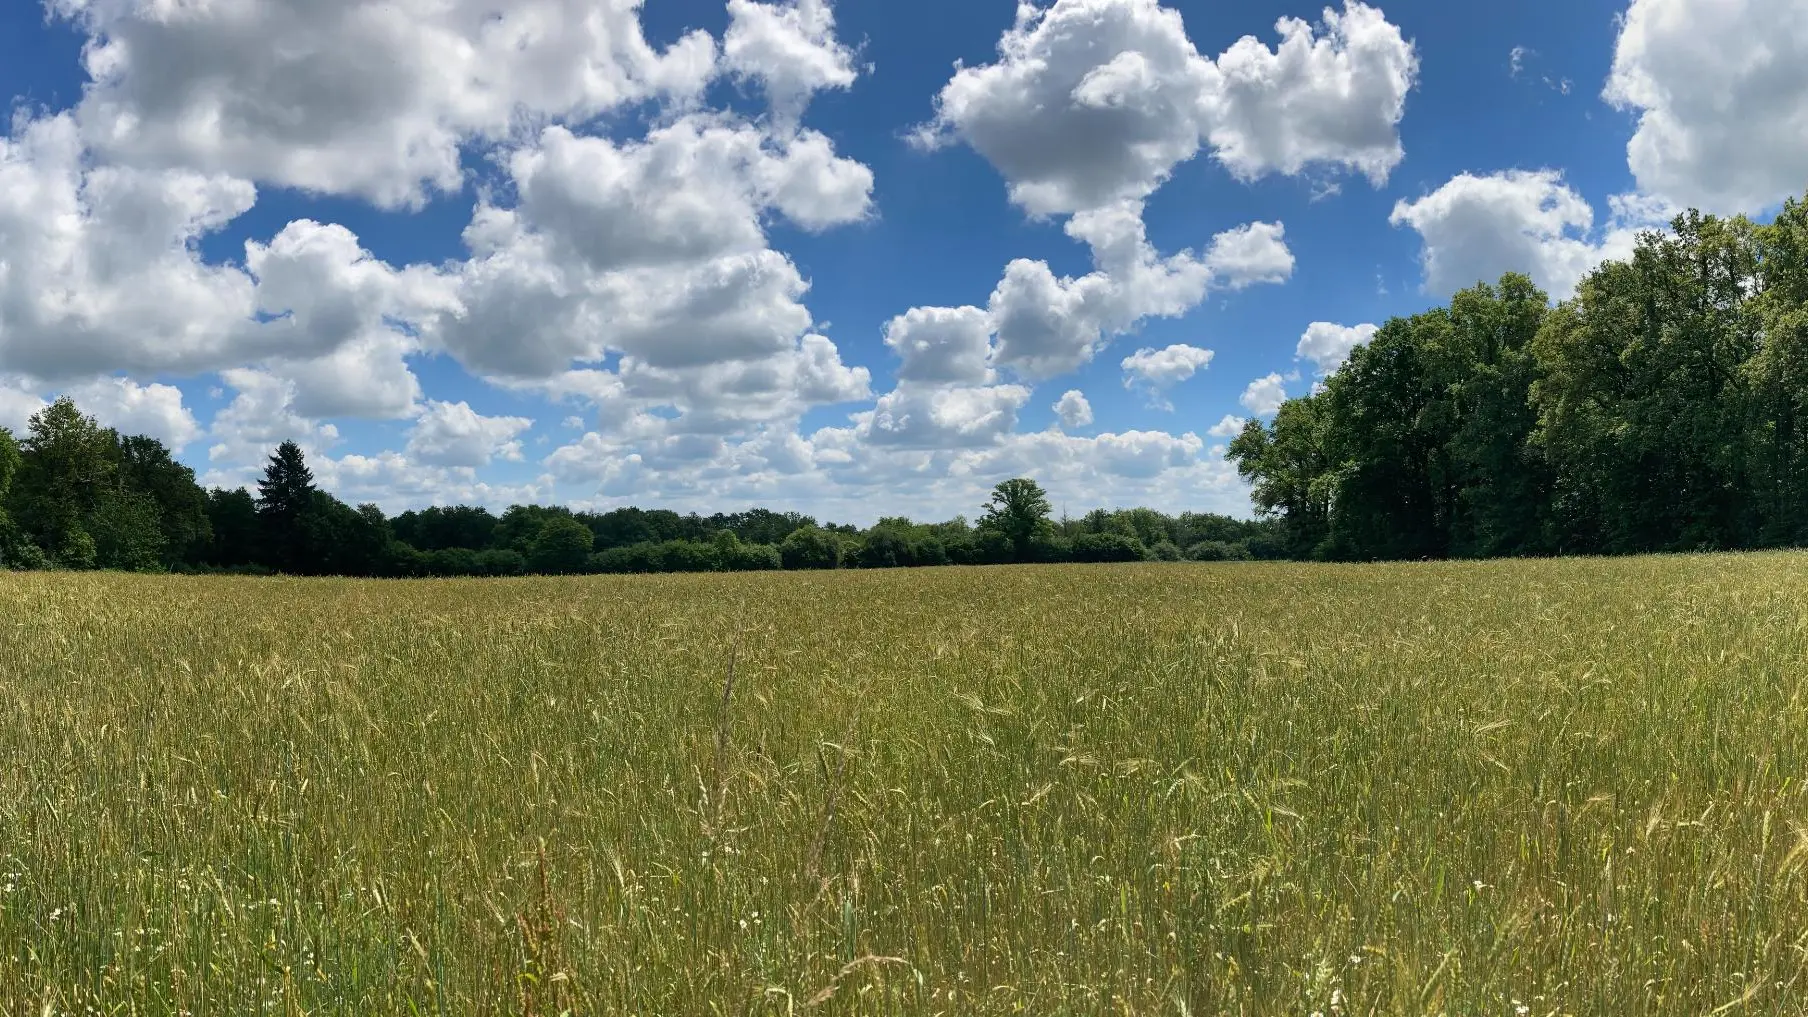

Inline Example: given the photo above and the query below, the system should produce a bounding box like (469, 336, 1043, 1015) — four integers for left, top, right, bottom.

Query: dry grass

(3, 556, 1808, 1014)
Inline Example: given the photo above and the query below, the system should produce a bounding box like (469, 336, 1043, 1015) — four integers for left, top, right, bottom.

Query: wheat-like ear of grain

(3, 556, 1808, 1014)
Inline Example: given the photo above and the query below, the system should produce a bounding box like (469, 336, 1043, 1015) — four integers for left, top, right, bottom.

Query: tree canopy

(1230, 193, 1808, 562)
(0, 406, 1277, 576)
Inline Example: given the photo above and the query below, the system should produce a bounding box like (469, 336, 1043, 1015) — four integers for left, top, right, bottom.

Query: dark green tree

(257, 441, 318, 572)
(978, 478, 1054, 562)
(1228, 399, 1333, 559)
(528, 516, 594, 574)
(90, 489, 167, 571)
(0, 426, 28, 567)
(780, 525, 841, 569)
(117, 434, 211, 567)
(204, 488, 263, 568)
(10, 398, 118, 555)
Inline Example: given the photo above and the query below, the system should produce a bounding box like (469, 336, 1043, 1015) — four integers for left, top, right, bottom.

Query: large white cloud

(987, 204, 1292, 380)
(0, 0, 1286, 522)
(1606, 0, 1808, 215)
(883, 306, 994, 385)
(724, 0, 860, 123)
(406, 401, 534, 469)
(0, 380, 47, 433)
(557, 422, 1247, 524)
(1208, 1, 1418, 185)
(0, 117, 452, 412)
(206, 369, 342, 468)
(0, 114, 257, 381)
(855, 384, 1034, 450)
(1240, 372, 1289, 416)
(1053, 390, 1094, 430)
(56, 0, 720, 208)
(1389, 170, 1667, 300)
(64, 377, 203, 450)
(1121, 343, 1214, 409)
(915, 0, 1416, 216)
(1296, 321, 1377, 375)
(422, 115, 875, 434)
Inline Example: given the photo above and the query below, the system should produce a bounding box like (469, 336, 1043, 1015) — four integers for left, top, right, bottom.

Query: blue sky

(0, 0, 1800, 523)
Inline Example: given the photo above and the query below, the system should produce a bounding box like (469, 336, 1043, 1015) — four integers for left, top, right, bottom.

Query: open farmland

(4, 557, 1808, 1015)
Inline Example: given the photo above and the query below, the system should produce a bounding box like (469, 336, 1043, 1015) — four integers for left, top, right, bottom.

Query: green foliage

(528, 516, 594, 575)
(496, 504, 576, 555)
(204, 488, 261, 567)
(0, 427, 22, 568)
(1070, 531, 1147, 563)
(979, 478, 1055, 562)
(1186, 540, 1253, 562)
(780, 525, 842, 570)
(11, 398, 119, 553)
(1228, 192, 1808, 562)
(0, 426, 18, 500)
(1229, 401, 1333, 558)
(90, 489, 167, 571)
(256, 441, 317, 572)
(392, 505, 498, 552)
(57, 526, 97, 570)
(118, 435, 212, 567)
(474, 548, 526, 577)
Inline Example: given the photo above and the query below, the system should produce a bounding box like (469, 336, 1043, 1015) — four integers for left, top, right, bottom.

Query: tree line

(1229, 194, 1808, 561)
(0, 403, 1282, 577)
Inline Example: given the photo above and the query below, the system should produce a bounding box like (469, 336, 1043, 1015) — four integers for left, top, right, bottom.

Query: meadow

(3, 556, 1808, 1015)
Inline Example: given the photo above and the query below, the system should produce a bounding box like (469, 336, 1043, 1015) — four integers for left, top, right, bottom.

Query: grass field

(4, 557, 1808, 1015)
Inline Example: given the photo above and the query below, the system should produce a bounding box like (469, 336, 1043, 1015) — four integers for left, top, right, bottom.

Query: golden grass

(4, 556, 1808, 1014)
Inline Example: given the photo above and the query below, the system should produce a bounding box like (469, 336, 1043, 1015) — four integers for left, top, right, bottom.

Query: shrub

(723, 542, 782, 572)
(474, 549, 526, 577)
(1149, 540, 1183, 562)
(1187, 540, 1253, 562)
(781, 526, 841, 570)
(912, 537, 950, 567)
(528, 517, 594, 574)
(853, 528, 912, 569)
(426, 546, 480, 577)
(1071, 532, 1146, 563)
(653, 540, 722, 573)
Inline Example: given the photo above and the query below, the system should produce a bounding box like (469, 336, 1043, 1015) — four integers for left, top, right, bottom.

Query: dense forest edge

(1230, 195, 1808, 561)
(0, 413, 1278, 576)
(4, 195, 1806, 577)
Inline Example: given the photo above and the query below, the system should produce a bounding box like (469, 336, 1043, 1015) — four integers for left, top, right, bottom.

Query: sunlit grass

(4, 556, 1808, 1014)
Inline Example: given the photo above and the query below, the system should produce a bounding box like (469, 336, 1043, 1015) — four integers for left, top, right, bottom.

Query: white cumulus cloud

(1296, 321, 1377, 376)
(1053, 390, 1094, 430)
(64, 377, 203, 450)
(1121, 344, 1214, 409)
(1240, 372, 1289, 416)
(915, 0, 1416, 217)
(1389, 170, 1669, 299)
(1606, 0, 1808, 215)
(406, 401, 535, 469)
(56, 0, 720, 208)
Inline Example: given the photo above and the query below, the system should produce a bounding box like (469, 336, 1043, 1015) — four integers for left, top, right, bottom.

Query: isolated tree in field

(528, 516, 594, 574)
(980, 478, 1054, 562)
(258, 441, 318, 572)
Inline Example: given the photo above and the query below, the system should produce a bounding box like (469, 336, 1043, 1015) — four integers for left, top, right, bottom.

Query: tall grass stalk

(3, 556, 1808, 1014)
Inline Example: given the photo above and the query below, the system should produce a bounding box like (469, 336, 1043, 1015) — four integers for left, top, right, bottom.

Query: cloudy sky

(0, 0, 1799, 523)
